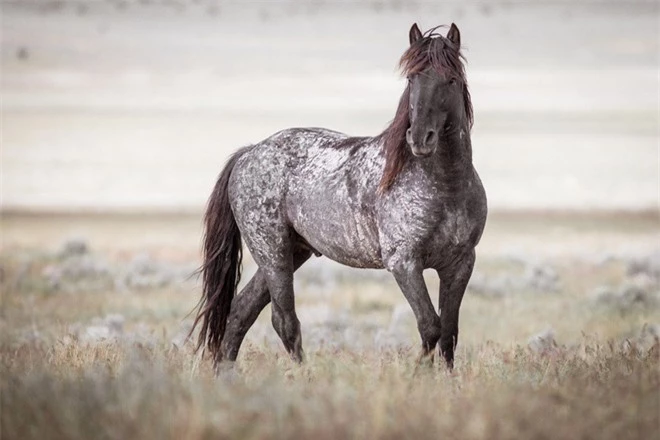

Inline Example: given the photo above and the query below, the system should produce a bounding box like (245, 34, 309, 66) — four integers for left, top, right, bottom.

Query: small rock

(306, 325, 341, 350)
(17, 47, 29, 61)
(621, 323, 660, 355)
(298, 304, 334, 325)
(619, 285, 653, 306)
(128, 253, 158, 275)
(374, 328, 411, 351)
(642, 323, 660, 339)
(58, 237, 89, 258)
(343, 326, 372, 350)
(467, 262, 561, 297)
(592, 283, 659, 312)
(125, 323, 156, 347)
(528, 328, 557, 354)
(502, 250, 531, 266)
(81, 325, 114, 343)
(591, 285, 618, 303)
(627, 252, 660, 280)
(77, 314, 125, 343)
(42, 264, 63, 291)
(523, 264, 560, 293)
(62, 255, 111, 279)
(627, 272, 658, 291)
(119, 253, 180, 290)
(41, 253, 113, 293)
(389, 303, 415, 331)
(467, 272, 507, 297)
(104, 314, 125, 333)
(171, 321, 193, 349)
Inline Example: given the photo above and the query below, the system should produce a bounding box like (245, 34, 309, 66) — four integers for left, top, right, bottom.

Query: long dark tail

(190, 146, 251, 363)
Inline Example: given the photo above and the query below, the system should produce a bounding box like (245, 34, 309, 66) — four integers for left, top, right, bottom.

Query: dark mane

(379, 26, 473, 192)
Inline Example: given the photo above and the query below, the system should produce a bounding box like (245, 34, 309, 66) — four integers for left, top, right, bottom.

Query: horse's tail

(190, 146, 251, 363)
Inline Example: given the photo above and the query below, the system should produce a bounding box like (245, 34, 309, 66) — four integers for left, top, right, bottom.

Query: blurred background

(1, 0, 658, 350)
(2, 0, 658, 214)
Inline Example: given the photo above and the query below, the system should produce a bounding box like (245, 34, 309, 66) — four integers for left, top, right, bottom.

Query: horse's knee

(386, 256, 421, 278)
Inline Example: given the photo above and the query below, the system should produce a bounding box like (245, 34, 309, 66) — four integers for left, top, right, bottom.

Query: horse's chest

(434, 207, 475, 246)
(398, 203, 473, 245)
(378, 194, 480, 266)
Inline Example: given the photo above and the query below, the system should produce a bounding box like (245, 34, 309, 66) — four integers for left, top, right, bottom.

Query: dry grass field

(2, 1, 658, 438)
(2, 339, 658, 440)
(1, 212, 659, 440)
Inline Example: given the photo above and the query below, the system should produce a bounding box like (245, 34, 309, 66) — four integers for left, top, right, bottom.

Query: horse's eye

(449, 78, 457, 86)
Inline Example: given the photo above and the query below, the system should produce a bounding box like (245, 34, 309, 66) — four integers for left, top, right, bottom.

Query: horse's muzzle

(407, 127, 438, 157)
(410, 144, 436, 157)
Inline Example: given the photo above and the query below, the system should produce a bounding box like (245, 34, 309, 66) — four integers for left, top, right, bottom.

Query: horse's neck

(427, 124, 473, 188)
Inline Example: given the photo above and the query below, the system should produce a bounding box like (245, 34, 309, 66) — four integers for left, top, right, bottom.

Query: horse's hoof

(290, 348, 305, 364)
(214, 360, 240, 383)
(415, 350, 435, 367)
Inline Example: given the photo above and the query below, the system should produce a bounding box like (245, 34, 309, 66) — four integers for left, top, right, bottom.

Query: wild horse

(192, 23, 487, 369)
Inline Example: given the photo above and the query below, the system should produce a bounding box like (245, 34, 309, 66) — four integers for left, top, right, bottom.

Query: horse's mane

(378, 26, 473, 192)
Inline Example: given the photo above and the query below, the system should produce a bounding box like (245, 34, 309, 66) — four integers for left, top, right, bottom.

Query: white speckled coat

(192, 22, 487, 370)
(229, 127, 486, 273)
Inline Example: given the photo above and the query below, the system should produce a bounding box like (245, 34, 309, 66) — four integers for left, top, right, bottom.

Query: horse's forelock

(401, 34, 466, 83)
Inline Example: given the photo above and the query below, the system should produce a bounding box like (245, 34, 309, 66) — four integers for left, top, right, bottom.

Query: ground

(1, 211, 659, 439)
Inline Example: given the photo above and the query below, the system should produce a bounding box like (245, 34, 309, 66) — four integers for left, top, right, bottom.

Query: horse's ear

(409, 23, 423, 45)
(447, 23, 461, 48)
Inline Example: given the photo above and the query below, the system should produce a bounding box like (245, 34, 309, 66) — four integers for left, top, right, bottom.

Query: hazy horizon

(2, 1, 658, 212)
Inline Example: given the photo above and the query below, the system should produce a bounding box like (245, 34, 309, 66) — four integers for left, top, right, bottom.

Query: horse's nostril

(424, 130, 437, 146)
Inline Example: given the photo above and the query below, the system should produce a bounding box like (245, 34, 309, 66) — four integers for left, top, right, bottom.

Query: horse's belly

(288, 197, 384, 269)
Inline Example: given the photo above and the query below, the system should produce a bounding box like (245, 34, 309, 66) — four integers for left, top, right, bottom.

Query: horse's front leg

(436, 249, 475, 369)
(389, 260, 442, 363)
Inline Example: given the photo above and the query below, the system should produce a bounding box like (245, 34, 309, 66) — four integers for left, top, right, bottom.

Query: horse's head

(379, 23, 473, 192)
(402, 23, 472, 157)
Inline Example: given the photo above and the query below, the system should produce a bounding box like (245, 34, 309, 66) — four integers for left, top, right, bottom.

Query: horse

(191, 23, 487, 370)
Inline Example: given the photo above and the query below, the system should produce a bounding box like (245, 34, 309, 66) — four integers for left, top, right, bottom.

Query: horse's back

(228, 127, 353, 197)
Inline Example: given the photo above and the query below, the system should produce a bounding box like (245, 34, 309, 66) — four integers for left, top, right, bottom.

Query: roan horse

(191, 23, 487, 370)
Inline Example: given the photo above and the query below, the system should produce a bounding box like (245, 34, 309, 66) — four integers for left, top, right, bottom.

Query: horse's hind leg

(263, 249, 304, 362)
(220, 248, 312, 362)
(219, 271, 269, 362)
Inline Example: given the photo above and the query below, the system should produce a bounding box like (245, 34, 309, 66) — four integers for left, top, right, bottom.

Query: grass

(1, 220, 659, 439)
(2, 339, 658, 440)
